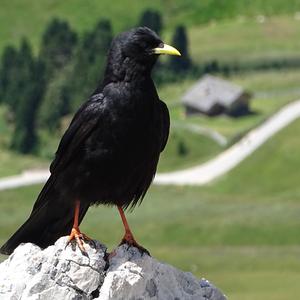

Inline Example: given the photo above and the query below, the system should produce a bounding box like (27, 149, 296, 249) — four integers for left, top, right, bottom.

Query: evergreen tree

(0, 46, 19, 105)
(11, 40, 46, 154)
(38, 18, 77, 129)
(68, 19, 112, 110)
(40, 18, 77, 79)
(0, 40, 34, 112)
(169, 25, 191, 73)
(38, 67, 71, 130)
(138, 9, 163, 34)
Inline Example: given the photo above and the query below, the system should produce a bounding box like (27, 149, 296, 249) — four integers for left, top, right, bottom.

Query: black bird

(0, 27, 180, 255)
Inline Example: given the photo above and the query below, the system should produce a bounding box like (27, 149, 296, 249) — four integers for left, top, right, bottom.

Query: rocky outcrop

(0, 237, 226, 299)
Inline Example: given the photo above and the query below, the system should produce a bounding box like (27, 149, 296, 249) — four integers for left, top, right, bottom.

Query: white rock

(98, 245, 226, 300)
(0, 237, 226, 300)
(0, 237, 106, 299)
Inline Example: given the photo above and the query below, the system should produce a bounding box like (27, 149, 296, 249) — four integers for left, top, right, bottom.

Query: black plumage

(1, 27, 180, 255)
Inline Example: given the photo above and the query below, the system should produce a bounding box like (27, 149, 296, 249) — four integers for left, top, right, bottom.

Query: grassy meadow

(189, 15, 300, 63)
(2, 0, 300, 54)
(0, 106, 48, 177)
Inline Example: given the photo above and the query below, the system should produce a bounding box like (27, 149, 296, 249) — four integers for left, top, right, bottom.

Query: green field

(0, 106, 48, 177)
(189, 16, 300, 63)
(158, 128, 221, 172)
(1, 1, 300, 56)
(2, 118, 300, 299)
(0, 0, 161, 53)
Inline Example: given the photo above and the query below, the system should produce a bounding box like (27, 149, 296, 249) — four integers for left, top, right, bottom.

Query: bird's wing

(159, 100, 170, 152)
(30, 94, 104, 210)
(29, 94, 104, 212)
(50, 94, 104, 173)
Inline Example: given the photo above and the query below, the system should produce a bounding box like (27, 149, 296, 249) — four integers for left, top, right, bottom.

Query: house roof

(182, 74, 248, 112)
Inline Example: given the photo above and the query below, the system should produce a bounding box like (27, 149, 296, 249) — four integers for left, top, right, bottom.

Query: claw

(66, 200, 93, 253)
(119, 233, 150, 256)
(66, 227, 89, 253)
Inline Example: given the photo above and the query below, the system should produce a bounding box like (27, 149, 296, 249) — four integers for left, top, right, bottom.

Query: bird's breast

(73, 91, 163, 206)
(86, 96, 160, 164)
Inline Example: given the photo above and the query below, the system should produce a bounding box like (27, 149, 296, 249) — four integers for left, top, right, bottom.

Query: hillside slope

(1, 0, 300, 53)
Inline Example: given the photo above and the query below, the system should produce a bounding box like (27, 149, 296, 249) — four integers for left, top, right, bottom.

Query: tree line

(0, 9, 192, 155)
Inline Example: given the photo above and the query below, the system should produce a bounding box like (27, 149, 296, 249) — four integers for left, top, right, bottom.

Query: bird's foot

(119, 232, 150, 256)
(66, 227, 91, 253)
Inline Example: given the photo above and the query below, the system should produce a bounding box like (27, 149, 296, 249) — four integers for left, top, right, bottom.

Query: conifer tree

(40, 18, 77, 79)
(169, 25, 191, 73)
(0, 46, 19, 105)
(11, 40, 46, 153)
(138, 9, 163, 34)
(68, 19, 112, 110)
(38, 18, 77, 129)
(0, 40, 34, 112)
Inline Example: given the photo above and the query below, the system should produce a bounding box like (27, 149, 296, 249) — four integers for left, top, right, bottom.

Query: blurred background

(1, 1, 300, 299)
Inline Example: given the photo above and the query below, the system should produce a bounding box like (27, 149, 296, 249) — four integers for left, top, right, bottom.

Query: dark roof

(182, 75, 248, 112)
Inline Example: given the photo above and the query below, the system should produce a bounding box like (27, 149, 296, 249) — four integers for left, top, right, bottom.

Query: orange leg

(118, 206, 150, 255)
(66, 200, 91, 252)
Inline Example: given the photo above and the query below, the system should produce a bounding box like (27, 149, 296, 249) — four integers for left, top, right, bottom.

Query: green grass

(234, 68, 300, 92)
(0, 150, 48, 178)
(0, 0, 163, 53)
(157, 127, 221, 172)
(0, 106, 48, 177)
(214, 117, 300, 197)
(189, 16, 300, 64)
(0, 105, 9, 136)
(1, 1, 300, 57)
(2, 118, 300, 299)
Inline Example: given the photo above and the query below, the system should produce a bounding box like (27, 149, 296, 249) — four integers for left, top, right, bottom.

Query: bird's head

(120, 27, 181, 62)
(104, 27, 181, 83)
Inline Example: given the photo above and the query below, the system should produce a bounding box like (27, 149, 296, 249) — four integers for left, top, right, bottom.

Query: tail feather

(0, 175, 90, 255)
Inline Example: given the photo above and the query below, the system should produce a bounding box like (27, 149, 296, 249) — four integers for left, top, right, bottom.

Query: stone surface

(0, 237, 106, 299)
(0, 237, 227, 300)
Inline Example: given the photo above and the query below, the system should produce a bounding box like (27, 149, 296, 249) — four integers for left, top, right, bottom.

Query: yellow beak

(153, 44, 181, 56)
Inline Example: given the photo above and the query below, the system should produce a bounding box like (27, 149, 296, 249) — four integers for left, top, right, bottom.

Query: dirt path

(154, 100, 300, 185)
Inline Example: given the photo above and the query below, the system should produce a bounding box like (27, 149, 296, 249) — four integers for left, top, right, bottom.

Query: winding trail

(155, 100, 300, 185)
(0, 170, 50, 191)
(1, 100, 300, 190)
